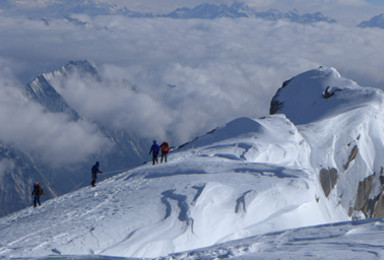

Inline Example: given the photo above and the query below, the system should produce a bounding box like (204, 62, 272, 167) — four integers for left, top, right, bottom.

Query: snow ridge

(2, 67, 384, 259)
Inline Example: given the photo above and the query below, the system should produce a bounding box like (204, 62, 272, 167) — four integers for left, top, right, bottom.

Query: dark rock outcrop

(344, 145, 358, 170)
(269, 80, 291, 115)
(352, 174, 384, 218)
(372, 192, 384, 217)
(354, 174, 374, 213)
(319, 168, 338, 197)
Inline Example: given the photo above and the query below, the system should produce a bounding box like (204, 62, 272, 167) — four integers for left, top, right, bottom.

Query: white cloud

(0, 65, 110, 166)
(0, 11, 384, 150)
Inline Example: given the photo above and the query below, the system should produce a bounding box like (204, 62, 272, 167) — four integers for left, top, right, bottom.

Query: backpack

(161, 142, 169, 153)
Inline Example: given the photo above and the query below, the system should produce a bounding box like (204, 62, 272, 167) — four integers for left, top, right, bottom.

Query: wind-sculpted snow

(170, 219, 384, 259)
(179, 115, 311, 170)
(0, 113, 321, 258)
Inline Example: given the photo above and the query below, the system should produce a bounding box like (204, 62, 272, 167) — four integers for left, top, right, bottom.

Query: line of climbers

(31, 140, 171, 207)
(149, 140, 170, 165)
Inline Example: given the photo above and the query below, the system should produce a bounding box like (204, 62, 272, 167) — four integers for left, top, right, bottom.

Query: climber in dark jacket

(91, 161, 103, 187)
(149, 140, 160, 165)
(31, 181, 43, 207)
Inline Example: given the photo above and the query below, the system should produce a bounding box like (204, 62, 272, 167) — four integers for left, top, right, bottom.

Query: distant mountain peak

(24, 59, 100, 120)
(60, 60, 100, 79)
(358, 13, 384, 29)
(1, 1, 337, 24)
(25, 74, 80, 120)
(163, 3, 336, 23)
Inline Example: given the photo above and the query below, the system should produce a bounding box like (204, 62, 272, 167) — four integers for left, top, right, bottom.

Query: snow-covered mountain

(0, 60, 149, 217)
(358, 13, 384, 29)
(164, 3, 336, 23)
(2, 66, 384, 259)
(1, 1, 335, 24)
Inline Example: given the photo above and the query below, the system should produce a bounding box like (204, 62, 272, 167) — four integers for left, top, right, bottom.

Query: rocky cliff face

(25, 75, 80, 121)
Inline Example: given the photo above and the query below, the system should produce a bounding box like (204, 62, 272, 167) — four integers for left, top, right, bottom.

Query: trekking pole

(69, 180, 86, 193)
(102, 167, 132, 175)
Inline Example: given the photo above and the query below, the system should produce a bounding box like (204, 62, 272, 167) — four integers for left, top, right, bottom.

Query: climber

(91, 161, 103, 187)
(149, 140, 160, 165)
(31, 181, 44, 207)
(160, 141, 170, 163)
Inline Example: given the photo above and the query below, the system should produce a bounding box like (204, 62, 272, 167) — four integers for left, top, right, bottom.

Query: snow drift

(1, 66, 384, 258)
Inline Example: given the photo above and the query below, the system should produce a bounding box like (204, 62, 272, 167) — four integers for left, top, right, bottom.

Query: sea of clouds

(0, 0, 383, 167)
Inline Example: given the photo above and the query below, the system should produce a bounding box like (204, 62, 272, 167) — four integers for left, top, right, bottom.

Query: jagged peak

(58, 60, 99, 78)
(25, 62, 84, 120)
(36, 60, 101, 88)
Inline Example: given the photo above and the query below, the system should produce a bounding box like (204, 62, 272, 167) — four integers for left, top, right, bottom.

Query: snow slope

(2, 67, 384, 259)
(1, 115, 324, 258)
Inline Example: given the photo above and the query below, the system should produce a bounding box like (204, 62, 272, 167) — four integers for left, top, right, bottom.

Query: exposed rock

(354, 174, 374, 213)
(348, 207, 353, 217)
(319, 168, 338, 197)
(269, 80, 291, 115)
(269, 99, 284, 115)
(323, 86, 334, 98)
(379, 167, 384, 185)
(363, 196, 378, 218)
(351, 172, 384, 218)
(373, 192, 384, 218)
(344, 145, 358, 170)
